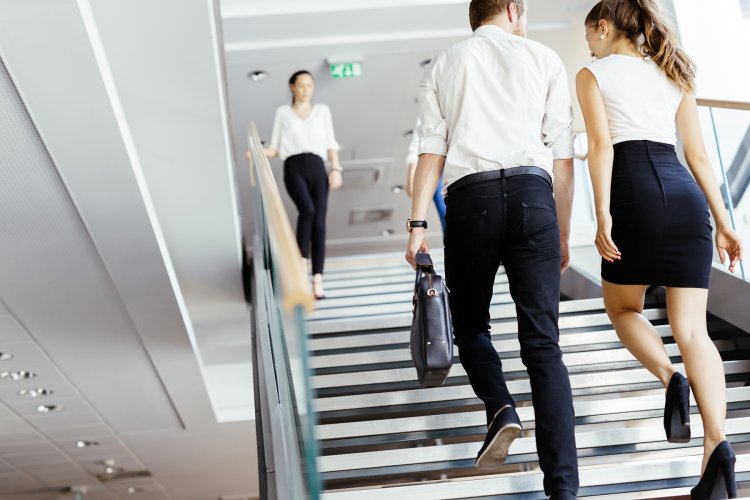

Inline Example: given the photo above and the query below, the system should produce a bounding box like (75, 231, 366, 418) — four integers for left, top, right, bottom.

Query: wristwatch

(406, 219, 428, 232)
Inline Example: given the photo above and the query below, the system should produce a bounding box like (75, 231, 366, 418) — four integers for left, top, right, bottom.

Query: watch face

(406, 219, 412, 232)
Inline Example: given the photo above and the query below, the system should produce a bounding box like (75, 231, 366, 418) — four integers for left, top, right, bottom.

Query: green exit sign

(330, 62, 362, 79)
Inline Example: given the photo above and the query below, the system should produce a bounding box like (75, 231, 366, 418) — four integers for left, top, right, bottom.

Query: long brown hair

(585, 0, 696, 93)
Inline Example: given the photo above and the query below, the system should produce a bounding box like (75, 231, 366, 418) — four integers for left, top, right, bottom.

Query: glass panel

(704, 106, 749, 281)
(570, 132, 597, 245)
(248, 140, 322, 499)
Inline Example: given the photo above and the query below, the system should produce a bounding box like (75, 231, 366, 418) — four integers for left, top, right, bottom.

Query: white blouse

(585, 55, 684, 146)
(268, 104, 340, 162)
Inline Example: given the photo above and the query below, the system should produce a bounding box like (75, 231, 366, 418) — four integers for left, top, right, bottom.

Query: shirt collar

(473, 24, 513, 39)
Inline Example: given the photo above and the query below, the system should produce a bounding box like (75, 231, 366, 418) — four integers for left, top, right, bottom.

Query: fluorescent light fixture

(36, 404, 63, 413)
(1, 370, 36, 381)
(248, 70, 269, 82)
(18, 388, 53, 398)
(76, 440, 100, 448)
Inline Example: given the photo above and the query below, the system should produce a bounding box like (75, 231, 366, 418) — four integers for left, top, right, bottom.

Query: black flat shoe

(665, 372, 691, 443)
(691, 441, 737, 500)
(475, 406, 522, 470)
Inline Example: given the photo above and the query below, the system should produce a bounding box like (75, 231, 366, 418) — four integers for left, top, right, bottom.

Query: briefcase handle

(415, 252, 435, 274)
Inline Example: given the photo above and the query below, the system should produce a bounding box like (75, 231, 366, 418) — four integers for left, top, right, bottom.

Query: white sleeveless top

(585, 54, 683, 146)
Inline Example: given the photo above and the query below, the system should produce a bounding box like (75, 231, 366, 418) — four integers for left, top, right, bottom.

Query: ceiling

(0, 0, 256, 498)
(222, 0, 596, 255)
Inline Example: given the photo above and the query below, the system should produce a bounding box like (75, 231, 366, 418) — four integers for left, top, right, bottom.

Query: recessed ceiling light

(76, 440, 99, 448)
(403, 130, 414, 138)
(381, 229, 395, 237)
(0, 352, 13, 361)
(127, 487, 143, 494)
(104, 466, 124, 475)
(36, 404, 63, 413)
(391, 185, 404, 194)
(420, 58, 432, 68)
(1, 370, 36, 381)
(18, 388, 53, 398)
(248, 70, 269, 82)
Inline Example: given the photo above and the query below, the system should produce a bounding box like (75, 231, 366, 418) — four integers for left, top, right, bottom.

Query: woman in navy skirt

(577, 1, 743, 498)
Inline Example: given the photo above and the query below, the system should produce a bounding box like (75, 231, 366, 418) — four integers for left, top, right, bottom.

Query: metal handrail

(697, 98, 750, 111)
(247, 122, 315, 313)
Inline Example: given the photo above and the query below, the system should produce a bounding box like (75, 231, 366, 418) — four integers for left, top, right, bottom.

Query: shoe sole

(475, 423, 522, 470)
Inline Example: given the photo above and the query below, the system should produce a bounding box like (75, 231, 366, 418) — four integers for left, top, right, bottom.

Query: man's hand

(405, 229, 430, 269)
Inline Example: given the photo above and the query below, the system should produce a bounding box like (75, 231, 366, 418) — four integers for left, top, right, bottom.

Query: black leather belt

(446, 166, 552, 196)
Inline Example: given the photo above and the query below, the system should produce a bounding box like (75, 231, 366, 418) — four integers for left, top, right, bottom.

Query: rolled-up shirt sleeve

(417, 60, 448, 157)
(542, 55, 575, 160)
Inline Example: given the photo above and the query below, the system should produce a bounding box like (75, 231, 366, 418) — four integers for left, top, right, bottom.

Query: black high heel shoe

(664, 372, 691, 443)
(691, 441, 737, 500)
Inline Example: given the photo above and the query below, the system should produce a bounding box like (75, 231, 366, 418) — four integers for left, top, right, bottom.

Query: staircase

(306, 250, 750, 499)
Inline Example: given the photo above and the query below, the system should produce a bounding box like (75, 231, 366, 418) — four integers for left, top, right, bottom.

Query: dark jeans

(444, 172, 579, 496)
(284, 153, 329, 275)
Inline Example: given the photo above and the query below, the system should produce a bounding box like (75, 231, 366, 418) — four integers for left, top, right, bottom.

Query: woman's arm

(323, 106, 343, 189)
(263, 108, 282, 159)
(676, 93, 743, 272)
(576, 68, 620, 263)
(328, 148, 342, 190)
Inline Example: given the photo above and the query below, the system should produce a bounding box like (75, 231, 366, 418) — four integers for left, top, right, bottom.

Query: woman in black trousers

(263, 70, 342, 299)
(577, 1, 743, 498)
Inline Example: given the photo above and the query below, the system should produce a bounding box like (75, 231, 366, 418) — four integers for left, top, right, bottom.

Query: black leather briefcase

(410, 252, 453, 387)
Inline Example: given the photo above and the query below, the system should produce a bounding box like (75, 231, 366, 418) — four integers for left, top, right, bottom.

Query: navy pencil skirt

(603, 140, 713, 289)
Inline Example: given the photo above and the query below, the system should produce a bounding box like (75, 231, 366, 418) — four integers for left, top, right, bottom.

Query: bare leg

(312, 273, 326, 299)
(666, 287, 726, 472)
(602, 280, 676, 386)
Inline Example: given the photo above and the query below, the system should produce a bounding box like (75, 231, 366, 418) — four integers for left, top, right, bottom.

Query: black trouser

(283, 153, 328, 275)
(444, 171, 579, 497)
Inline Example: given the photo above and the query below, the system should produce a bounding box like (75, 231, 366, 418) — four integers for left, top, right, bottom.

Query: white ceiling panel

(0, 0, 259, 497)
(0, 316, 35, 345)
(38, 425, 115, 441)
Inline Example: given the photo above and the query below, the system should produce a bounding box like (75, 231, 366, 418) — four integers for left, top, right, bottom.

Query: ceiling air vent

(349, 207, 393, 225)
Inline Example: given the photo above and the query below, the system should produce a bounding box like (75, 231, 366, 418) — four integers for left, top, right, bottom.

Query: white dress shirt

(418, 25, 574, 193)
(405, 119, 420, 166)
(269, 104, 340, 162)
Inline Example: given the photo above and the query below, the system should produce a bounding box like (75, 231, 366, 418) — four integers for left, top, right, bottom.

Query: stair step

(307, 298, 626, 333)
(320, 454, 750, 499)
(309, 308, 668, 352)
(313, 360, 750, 413)
(311, 324, 673, 369)
(316, 386, 750, 442)
(313, 253, 750, 498)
